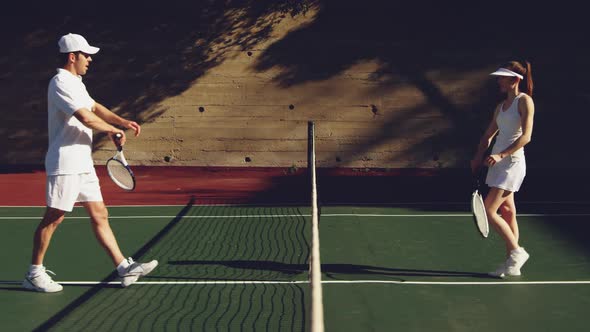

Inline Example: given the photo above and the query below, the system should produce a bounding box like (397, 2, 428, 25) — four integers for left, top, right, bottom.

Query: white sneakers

(23, 258, 158, 292)
(118, 258, 159, 287)
(23, 267, 63, 293)
(506, 247, 530, 275)
(489, 247, 530, 278)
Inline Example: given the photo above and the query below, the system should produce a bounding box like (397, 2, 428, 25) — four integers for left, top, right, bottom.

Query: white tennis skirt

(485, 154, 526, 192)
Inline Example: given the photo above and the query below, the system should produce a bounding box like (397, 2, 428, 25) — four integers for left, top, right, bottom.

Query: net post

(308, 121, 325, 332)
(308, 121, 314, 174)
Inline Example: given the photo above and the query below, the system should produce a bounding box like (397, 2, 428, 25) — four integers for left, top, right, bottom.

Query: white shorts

(46, 169, 103, 212)
(486, 154, 526, 192)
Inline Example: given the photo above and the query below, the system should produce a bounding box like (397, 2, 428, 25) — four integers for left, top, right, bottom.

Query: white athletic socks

(116, 258, 131, 275)
(28, 264, 44, 277)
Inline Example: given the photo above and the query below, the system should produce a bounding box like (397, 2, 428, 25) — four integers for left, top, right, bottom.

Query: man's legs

(31, 207, 66, 265)
(24, 207, 66, 292)
(81, 201, 125, 266)
(82, 201, 158, 287)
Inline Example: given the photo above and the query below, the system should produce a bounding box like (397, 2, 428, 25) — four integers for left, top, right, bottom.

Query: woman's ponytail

(523, 60, 533, 97)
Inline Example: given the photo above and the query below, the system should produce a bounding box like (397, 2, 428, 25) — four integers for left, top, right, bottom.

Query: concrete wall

(1, 1, 588, 169)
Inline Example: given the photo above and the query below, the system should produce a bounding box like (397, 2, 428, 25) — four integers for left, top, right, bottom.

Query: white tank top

(492, 93, 525, 157)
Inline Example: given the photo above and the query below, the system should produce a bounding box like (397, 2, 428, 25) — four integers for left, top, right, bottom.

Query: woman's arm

(471, 105, 500, 171)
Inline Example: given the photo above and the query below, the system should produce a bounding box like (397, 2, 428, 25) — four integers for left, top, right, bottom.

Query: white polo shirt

(45, 68, 96, 175)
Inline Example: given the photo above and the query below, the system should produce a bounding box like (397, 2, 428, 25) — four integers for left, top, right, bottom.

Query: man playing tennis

(22, 33, 158, 292)
(471, 61, 535, 278)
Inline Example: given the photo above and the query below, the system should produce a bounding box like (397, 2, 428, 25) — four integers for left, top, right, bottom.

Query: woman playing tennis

(471, 61, 535, 278)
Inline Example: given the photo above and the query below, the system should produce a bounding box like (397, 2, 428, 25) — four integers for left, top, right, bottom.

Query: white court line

(327, 213, 590, 217)
(323, 280, 590, 285)
(0, 215, 309, 220)
(2, 280, 590, 286)
(326, 201, 590, 206)
(325, 213, 590, 217)
(0, 280, 306, 285)
(2, 201, 590, 208)
(2, 213, 590, 220)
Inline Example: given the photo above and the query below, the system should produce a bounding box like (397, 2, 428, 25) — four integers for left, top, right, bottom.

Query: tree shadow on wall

(0, 0, 315, 164)
(253, 0, 590, 168)
(1, 0, 588, 169)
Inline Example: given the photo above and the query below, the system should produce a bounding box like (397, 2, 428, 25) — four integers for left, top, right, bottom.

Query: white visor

(489, 68, 523, 80)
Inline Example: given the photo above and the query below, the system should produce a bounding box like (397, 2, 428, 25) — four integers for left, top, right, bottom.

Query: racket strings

(471, 192, 489, 237)
(107, 159, 134, 190)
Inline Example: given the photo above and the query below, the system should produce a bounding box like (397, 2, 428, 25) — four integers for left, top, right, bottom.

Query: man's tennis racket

(106, 133, 136, 191)
(471, 167, 489, 238)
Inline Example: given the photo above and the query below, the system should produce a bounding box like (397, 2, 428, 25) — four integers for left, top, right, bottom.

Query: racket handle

(114, 133, 123, 151)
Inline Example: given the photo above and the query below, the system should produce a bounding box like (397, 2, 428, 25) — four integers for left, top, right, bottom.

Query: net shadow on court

(32, 197, 196, 332)
(35, 202, 312, 331)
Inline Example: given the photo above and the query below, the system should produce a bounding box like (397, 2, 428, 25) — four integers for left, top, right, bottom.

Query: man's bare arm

(74, 108, 122, 134)
(93, 103, 141, 137)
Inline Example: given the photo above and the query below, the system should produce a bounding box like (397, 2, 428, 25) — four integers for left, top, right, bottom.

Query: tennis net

(308, 121, 325, 332)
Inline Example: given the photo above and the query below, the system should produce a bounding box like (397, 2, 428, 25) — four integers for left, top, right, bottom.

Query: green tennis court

(2, 202, 590, 331)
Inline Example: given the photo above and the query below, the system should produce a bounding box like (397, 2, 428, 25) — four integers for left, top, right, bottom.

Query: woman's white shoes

(488, 248, 530, 278)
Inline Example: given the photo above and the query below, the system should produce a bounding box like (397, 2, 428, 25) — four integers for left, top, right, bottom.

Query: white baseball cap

(58, 33, 100, 54)
(489, 68, 523, 80)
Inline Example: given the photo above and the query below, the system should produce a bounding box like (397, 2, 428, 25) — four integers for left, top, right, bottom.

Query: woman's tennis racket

(106, 133, 136, 191)
(471, 167, 489, 238)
